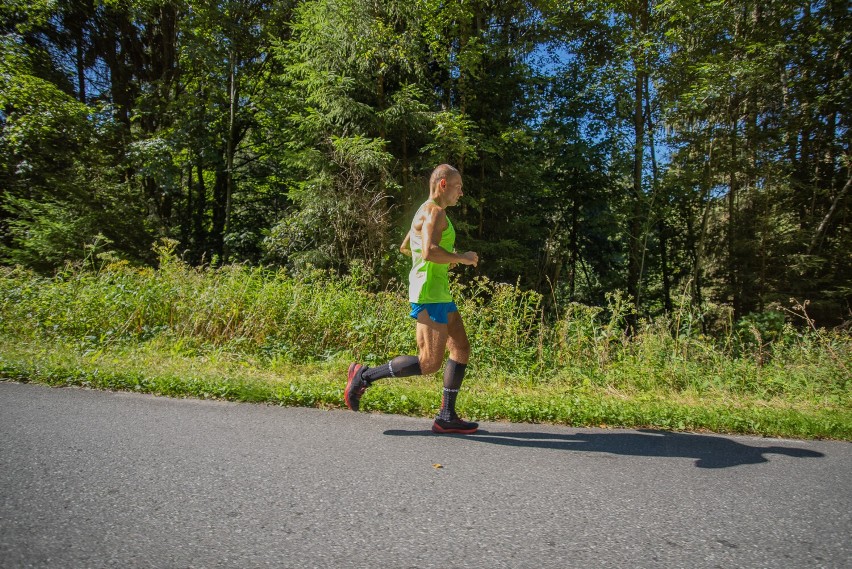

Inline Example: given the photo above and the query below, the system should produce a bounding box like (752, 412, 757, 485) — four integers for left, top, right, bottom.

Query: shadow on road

(383, 428, 825, 469)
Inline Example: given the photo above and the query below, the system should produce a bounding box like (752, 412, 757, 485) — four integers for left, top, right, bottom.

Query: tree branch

(808, 172, 851, 254)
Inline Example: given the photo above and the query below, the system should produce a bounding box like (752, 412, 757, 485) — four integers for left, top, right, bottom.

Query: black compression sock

(362, 355, 422, 384)
(438, 388, 460, 421)
(438, 359, 467, 420)
(443, 359, 467, 390)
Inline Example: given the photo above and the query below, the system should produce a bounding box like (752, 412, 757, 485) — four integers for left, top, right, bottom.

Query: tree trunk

(659, 218, 672, 313)
(644, 73, 669, 312)
(478, 162, 485, 239)
(194, 160, 207, 260)
(809, 173, 851, 254)
(183, 162, 193, 246)
(75, 32, 86, 103)
(728, 115, 740, 320)
(211, 167, 227, 262)
(627, 0, 649, 327)
(223, 51, 238, 263)
(693, 134, 714, 313)
(569, 195, 579, 301)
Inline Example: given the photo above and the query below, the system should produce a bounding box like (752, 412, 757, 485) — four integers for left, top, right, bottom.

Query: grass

(1, 243, 850, 440)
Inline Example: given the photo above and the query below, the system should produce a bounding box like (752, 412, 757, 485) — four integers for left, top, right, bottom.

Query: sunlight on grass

(1, 258, 850, 439)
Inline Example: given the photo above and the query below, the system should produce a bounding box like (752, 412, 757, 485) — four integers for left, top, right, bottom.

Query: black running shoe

(344, 363, 367, 411)
(432, 417, 479, 434)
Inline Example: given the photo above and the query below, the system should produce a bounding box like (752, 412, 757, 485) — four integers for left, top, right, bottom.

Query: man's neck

(429, 194, 449, 208)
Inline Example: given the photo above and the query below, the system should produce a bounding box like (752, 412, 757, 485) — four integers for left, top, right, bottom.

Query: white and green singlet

(408, 200, 455, 304)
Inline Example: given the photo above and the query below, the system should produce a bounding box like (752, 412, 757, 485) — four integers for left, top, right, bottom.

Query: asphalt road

(1, 381, 849, 569)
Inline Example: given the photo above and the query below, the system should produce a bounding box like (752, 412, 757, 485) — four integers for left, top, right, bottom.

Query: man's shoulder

(422, 201, 446, 218)
(414, 201, 447, 233)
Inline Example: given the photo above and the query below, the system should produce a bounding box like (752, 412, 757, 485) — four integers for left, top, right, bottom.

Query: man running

(345, 164, 480, 434)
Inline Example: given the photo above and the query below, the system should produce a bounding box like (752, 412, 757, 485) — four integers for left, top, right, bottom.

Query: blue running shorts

(409, 302, 458, 325)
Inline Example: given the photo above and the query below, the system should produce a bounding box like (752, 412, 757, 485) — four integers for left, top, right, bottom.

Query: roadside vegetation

(1, 246, 849, 440)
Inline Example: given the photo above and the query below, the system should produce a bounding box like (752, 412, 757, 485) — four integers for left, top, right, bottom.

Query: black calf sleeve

(443, 359, 467, 390)
(362, 355, 422, 384)
(390, 355, 422, 377)
(438, 360, 467, 420)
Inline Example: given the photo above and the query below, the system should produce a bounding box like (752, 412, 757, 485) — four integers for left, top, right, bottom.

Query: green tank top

(409, 201, 455, 303)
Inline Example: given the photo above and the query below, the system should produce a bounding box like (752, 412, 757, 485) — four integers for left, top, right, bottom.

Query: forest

(1, 0, 849, 328)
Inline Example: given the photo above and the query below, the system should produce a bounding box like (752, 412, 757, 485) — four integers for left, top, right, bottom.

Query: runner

(345, 164, 480, 434)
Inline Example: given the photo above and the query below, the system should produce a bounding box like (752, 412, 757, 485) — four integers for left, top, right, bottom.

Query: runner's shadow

(383, 428, 825, 469)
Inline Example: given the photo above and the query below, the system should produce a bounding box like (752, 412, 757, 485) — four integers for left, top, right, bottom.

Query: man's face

(441, 174, 464, 206)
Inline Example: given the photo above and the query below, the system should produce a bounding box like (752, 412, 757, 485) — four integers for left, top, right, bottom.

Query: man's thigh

(416, 311, 448, 373)
(446, 310, 471, 364)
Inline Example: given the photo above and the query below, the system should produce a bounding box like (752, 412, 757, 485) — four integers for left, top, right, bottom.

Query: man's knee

(450, 345, 471, 363)
(419, 357, 443, 375)
(448, 336, 471, 362)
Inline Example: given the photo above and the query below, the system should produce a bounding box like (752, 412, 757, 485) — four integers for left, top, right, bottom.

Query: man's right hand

(459, 251, 479, 267)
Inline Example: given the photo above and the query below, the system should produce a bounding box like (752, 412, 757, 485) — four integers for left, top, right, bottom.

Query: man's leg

(344, 310, 446, 412)
(414, 310, 449, 375)
(437, 310, 469, 420)
(433, 311, 478, 434)
(367, 311, 447, 380)
(446, 309, 471, 364)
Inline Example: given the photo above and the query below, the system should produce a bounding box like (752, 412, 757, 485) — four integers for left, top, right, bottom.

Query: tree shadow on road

(383, 428, 825, 469)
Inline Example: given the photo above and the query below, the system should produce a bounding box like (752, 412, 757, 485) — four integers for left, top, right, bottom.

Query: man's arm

(400, 231, 412, 257)
(421, 206, 478, 267)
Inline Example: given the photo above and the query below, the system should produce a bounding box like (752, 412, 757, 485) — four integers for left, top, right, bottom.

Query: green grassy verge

(1, 252, 850, 440)
(1, 338, 848, 440)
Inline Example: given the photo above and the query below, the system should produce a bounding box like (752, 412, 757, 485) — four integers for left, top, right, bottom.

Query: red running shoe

(432, 417, 479, 434)
(344, 363, 367, 411)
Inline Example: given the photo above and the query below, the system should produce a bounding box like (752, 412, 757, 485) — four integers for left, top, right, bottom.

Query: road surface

(1, 381, 849, 568)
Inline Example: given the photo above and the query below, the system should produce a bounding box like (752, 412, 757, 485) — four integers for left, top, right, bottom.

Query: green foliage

(0, 36, 152, 268)
(1, 0, 849, 328)
(1, 257, 849, 439)
(265, 0, 431, 278)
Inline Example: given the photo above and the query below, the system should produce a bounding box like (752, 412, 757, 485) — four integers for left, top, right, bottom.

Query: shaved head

(429, 164, 460, 193)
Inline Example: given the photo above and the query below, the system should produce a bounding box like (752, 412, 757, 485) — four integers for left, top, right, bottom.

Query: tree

(659, 0, 851, 324)
(0, 35, 150, 267)
(266, 0, 429, 278)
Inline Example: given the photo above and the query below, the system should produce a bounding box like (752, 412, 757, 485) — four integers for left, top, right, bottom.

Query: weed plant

(1, 243, 849, 439)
